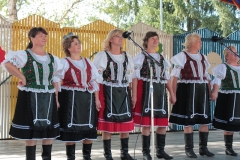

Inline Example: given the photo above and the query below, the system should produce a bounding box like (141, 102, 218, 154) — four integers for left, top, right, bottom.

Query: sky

(1, 0, 111, 27)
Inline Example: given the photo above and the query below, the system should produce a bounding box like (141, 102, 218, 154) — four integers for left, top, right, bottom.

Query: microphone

(122, 31, 133, 38)
(211, 36, 229, 42)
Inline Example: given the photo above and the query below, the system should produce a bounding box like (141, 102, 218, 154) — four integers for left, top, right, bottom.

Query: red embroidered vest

(180, 52, 207, 81)
(62, 58, 93, 91)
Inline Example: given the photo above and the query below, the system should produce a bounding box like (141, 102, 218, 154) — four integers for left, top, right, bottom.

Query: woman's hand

(169, 93, 176, 105)
(131, 95, 137, 109)
(56, 99, 60, 109)
(18, 76, 26, 86)
(211, 91, 218, 101)
(96, 99, 101, 111)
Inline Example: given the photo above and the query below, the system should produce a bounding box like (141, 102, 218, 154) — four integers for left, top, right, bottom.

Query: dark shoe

(199, 132, 214, 157)
(184, 133, 197, 158)
(155, 134, 173, 159)
(26, 145, 36, 160)
(224, 135, 238, 156)
(83, 143, 92, 160)
(41, 145, 52, 160)
(103, 139, 113, 160)
(120, 138, 135, 160)
(142, 135, 152, 160)
(66, 144, 75, 160)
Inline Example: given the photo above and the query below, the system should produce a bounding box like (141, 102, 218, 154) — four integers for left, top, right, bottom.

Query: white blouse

(132, 52, 171, 83)
(170, 51, 211, 83)
(61, 57, 99, 93)
(93, 51, 134, 87)
(1, 49, 64, 93)
(211, 63, 240, 93)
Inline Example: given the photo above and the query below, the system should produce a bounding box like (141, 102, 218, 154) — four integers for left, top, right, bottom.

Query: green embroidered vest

(21, 50, 54, 90)
(220, 63, 240, 91)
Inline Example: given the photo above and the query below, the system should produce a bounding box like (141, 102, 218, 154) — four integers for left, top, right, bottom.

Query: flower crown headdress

(63, 32, 75, 39)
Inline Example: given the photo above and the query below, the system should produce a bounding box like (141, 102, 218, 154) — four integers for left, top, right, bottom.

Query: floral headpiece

(63, 32, 74, 39)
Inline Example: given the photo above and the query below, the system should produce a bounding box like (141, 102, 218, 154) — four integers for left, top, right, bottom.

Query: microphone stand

(219, 41, 240, 58)
(126, 35, 161, 160)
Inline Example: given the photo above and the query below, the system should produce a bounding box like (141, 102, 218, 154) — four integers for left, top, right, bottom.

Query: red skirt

(98, 84, 134, 133)
(133, 80, 168, 127)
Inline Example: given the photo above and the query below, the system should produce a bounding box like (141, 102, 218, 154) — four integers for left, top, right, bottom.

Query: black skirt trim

(9, 90, 60, 139)
(169, 83, 212, 126)
(213, 92, 240, 131)
(57, 130, 98, 142)
(141, 81, 168, 118)
(103, 85, 132, 122)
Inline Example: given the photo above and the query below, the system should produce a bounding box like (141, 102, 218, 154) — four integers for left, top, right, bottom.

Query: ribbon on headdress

(63, 32, 74, 39)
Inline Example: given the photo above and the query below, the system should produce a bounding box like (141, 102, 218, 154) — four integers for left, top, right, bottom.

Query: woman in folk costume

(1, 27, 63, 160)
(211, 45, 239, 157)
(57, 33, 99, 160)
(132, 31, 175, 160)
(93, 29, 135, 160)
(169, 32, 214, 158)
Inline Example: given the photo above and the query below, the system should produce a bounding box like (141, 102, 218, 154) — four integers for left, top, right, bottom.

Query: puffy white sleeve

(126, 53, 134, 83)
(60, 58, 70, 77)
(92, 51, 108, 83)
(211, 63, 226, 87)
(1, 50, 27, 71)
(52, 55, 64, 83)
(170, 52, 186, 78)
(162, 55, 171, 80)
(203, 55, 211, 81)
(132, 53, 145, 79)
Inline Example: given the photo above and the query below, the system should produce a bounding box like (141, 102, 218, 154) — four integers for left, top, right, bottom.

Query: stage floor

(0, 130, 240, 160)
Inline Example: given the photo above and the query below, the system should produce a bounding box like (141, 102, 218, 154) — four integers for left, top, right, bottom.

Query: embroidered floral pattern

(180, 52, 207, 81)
(21, 51, 54, 90)
(62, 58, 96, 92)
(102, 52, 128, 85)
(140, 54, 165, 80)
(10, 57, 20, 66)
(98, 69, 103, 74)
(221, 63, 240, 91)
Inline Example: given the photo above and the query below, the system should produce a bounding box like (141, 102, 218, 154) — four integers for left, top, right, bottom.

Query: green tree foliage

(98, 0, 240, 36)
(99, 0, 142, 29)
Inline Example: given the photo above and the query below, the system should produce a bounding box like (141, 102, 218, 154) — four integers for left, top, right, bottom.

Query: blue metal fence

(171, 28, 240, 131)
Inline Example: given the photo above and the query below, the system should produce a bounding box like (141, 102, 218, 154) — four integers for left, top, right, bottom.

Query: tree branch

(58, 0, 83, 23)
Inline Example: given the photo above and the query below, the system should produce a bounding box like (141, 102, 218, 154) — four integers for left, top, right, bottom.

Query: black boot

(184, 133, 197, 158)
(103, 139, 113, 160)
(199, 132, 214, 157)
(66, 144, 75, 160)
(142, 135, 152, 160)
(224, 135, 238, 156)
(83, 143, 92, 160)
(120, 138, 135, 160)
(26, 145, 36, 160)
(41, 144, 52, 160)
(155, 134, 173, 159)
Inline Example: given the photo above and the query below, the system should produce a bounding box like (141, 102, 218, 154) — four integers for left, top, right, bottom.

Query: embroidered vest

(21, 50, 54, 90)
(102, 52, 128, 85)
(62, 58, 93, 91)
(220, 63, 240, 91)
(180, 52, 207, 81)
(140, 54, 166, 81)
